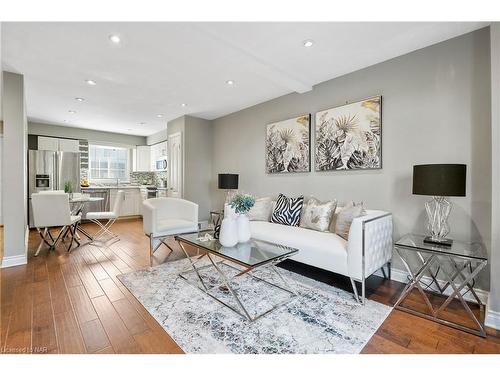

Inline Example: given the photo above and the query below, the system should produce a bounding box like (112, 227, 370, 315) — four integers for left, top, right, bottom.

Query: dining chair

(31, 192, 81, 256)
(86, 190, 124, 242)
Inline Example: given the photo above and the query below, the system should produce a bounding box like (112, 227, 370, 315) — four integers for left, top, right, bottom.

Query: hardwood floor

(1, 218, 499, 354)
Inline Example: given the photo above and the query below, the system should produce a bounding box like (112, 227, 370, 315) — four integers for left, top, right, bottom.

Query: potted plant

(64, 181, 74, 199)
(230, 193, 255, 243)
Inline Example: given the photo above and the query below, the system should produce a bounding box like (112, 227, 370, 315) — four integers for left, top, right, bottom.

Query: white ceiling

(2, 22, 488, 136)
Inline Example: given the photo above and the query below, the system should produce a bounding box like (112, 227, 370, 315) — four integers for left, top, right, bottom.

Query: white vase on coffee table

(219, 204, 238, 247)
(237, 214, 251, 243)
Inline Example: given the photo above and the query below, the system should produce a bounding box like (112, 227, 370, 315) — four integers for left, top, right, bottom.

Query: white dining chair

(31, 192, 81, 255)
(86, 190, 124, 242)
(142, 197, 199, 257)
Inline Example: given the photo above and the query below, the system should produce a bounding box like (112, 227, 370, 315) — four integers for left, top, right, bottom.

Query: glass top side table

(394, 234, 488, 337)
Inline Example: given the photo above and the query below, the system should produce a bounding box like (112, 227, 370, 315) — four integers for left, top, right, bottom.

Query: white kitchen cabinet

(111, 188, 142, 217)
(38, 136, 60, 151)
(150, 143, 159, 171)
(58, 138, 80, 152)
(135, 145, 151, 171)
(38, 136, 79, 152)
(149, 141, 168, 171)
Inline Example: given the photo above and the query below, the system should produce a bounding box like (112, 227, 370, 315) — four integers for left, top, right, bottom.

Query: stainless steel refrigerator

(28, 150, 81, 227)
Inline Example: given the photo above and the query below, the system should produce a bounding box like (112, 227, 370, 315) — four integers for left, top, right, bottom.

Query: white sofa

(249, 208, 393, 304)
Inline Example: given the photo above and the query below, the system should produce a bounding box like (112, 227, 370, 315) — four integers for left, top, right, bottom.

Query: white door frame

(168, 131, 183, 198)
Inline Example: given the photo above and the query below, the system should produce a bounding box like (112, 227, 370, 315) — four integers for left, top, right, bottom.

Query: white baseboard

(375, 267, 500, 329)
(373, 267, 489, 306)
(485, 299, 500, 330)
(1, 254, 27, 268)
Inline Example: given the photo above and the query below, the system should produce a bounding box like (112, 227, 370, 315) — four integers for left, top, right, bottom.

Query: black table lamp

(413, 164, 466, 246)
(218, 173, 239, 205)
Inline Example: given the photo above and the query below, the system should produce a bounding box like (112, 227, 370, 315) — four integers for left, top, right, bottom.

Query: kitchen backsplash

(130, 171, 168, 187)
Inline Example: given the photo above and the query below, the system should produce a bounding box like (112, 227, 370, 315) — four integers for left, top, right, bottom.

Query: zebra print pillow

(271, 194, 304, 226)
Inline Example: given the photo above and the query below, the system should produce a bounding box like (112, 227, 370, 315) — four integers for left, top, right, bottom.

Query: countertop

(81, 185, 142, 190)
(81, 185, 168, 190)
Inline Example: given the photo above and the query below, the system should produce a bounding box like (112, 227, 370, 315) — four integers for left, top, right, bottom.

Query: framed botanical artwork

(315, 96, 382, 171)
(266, 114, 311, 173)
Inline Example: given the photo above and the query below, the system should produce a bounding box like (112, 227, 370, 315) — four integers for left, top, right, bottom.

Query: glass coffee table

(175, 232, 299, 322)
(394, 234, 488, 337)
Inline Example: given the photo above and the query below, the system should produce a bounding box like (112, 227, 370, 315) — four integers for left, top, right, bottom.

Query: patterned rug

(118, 257, 391, 354)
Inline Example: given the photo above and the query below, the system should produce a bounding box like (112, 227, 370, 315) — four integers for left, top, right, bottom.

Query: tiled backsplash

(130, 171, 168, 187)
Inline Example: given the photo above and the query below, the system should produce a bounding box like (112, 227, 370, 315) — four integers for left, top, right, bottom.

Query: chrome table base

(394, 246, 487, 337)
(176, 240, 298, 322)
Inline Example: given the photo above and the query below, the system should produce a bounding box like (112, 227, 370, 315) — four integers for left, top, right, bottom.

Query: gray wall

(166, 115, 213, 221)
(212, 28, 492, 290)
(488, 24, 500, 320)
(184, 116, 213, 222)
(2, 71, 28, 264)
(28, 121, 147, 145)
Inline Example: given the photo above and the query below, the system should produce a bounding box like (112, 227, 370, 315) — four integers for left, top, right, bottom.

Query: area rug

(118, 257, 391, 354)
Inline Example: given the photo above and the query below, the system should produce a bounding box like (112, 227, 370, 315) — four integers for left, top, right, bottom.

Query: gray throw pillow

(334, 202, 366, 240)
(247, 197, 273, 221)
(300, 198, 337, 232)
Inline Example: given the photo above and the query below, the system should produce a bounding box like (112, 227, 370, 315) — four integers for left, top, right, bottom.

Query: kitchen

(27, 122, 169, 224)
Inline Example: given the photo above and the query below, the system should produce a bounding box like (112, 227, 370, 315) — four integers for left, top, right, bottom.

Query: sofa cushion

(300, 198, 337, 232)
(334, 202, 366, 240)
(270, 193, 304, 226)
(248, 197, 273, 221)
(250, 221, 349, 276)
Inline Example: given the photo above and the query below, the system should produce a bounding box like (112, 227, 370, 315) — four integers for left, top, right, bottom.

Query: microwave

(155, 157, 168, 171)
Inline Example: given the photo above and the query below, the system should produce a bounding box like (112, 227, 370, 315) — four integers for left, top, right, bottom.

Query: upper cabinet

(135, 145, 151, 172)
(38, 136, 79, 152)
(58, 138, 80, 152)
(149, 141, 168, 170)
(37, 136, 59, 151)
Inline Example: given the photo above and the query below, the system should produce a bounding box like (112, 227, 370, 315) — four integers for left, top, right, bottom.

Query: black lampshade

(412, 164, 466, 197)
(218, 173, 239, 190)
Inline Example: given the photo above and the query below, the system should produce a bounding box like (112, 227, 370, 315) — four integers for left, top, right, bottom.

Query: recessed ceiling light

(109, 34, 121, 44)
(85, 79, 97, 86)
(181, 103, 187, 107)
(75, 97, 85, 102)
(68, 110, 76, 114)
(303, 39, 314, 47)
(156, 114, 164, 118)
(226, 80, 234, 86)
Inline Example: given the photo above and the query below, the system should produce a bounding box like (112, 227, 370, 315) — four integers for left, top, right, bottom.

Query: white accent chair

(32, 192, 81, 255)
(86, 190, 124, 242)
(142, 198, 199, 257)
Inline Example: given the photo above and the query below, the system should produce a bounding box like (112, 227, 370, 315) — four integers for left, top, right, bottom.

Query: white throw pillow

(247, 197, 273, 221)
(333, 201, 366, 240)
(300, 198, 337, 232)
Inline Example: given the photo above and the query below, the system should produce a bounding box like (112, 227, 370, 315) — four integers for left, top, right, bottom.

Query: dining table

(69, 194, 104, 241)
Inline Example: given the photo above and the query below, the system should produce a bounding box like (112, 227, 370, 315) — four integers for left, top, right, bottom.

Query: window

(89, 144, 130, 180)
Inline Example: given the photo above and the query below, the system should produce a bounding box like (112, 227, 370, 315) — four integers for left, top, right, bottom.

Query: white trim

(485, 305, 500, 330)
(375, 266, 500, 330)
(374, 267, 489, 305)
(1, 254, 27, 268)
